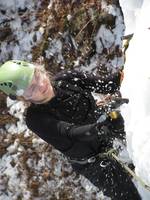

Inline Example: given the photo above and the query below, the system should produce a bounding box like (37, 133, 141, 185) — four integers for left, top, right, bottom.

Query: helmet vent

(13, 60, 29, 67)
(13, 61, 21, 65)
(22, 63, 29, 67)
(0, 82, 13, 87)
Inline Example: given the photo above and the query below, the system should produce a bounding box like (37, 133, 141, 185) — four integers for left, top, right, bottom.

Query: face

(23, 68, 55, 104)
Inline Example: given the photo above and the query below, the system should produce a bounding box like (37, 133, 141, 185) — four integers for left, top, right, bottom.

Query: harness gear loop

(87, 156, 96, 163)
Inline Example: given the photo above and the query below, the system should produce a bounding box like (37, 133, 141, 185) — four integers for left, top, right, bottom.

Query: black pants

(72, 157, 141, 200)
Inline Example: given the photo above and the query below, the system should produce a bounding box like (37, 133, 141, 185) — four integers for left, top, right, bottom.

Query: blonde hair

(32, 62, 53, 80)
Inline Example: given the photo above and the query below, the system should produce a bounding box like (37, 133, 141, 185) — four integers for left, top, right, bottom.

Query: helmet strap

(9, 94, 17, 100)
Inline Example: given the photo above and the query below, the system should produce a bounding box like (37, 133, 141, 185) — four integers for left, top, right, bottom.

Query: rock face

(0, 1, 125, 199)
(34, 0, 124, 74)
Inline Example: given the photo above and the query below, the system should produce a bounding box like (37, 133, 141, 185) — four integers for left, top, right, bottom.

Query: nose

(38, 79, 48, 94)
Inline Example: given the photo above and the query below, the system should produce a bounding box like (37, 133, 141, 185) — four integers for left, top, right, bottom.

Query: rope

(110, 152, 150, 192)
(97, 96, 150, 190)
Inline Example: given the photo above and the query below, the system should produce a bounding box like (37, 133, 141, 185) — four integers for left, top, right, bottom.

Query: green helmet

(0, 60, 35, 96)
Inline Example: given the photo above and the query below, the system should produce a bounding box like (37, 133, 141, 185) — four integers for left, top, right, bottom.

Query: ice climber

(0, 60, 141, 200)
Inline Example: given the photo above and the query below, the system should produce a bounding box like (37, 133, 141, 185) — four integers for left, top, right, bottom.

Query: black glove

(67, 114, 110, 142)
(68, 123, 99, 141)
(96, 110, 125, 139)
(109, 111, 124, 130)
(108, 111, 125, 140)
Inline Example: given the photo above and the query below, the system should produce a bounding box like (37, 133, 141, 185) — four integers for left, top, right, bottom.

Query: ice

(119, 0, 144, 35)
(121, 0, 150, 198)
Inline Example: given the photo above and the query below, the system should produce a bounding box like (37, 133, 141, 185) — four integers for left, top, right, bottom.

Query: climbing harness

(69, 147, 150, 192)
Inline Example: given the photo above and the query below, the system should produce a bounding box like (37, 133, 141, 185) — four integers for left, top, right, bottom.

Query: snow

(6, 97, 28, 134)
(95, 25, 115, 54)
(0, 0, 42, 62)
(120, 0, 150, 198)
(45, 39, 64, 64)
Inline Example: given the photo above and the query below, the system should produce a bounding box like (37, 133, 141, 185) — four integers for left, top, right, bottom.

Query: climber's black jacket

(26, 70, 122, 159)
